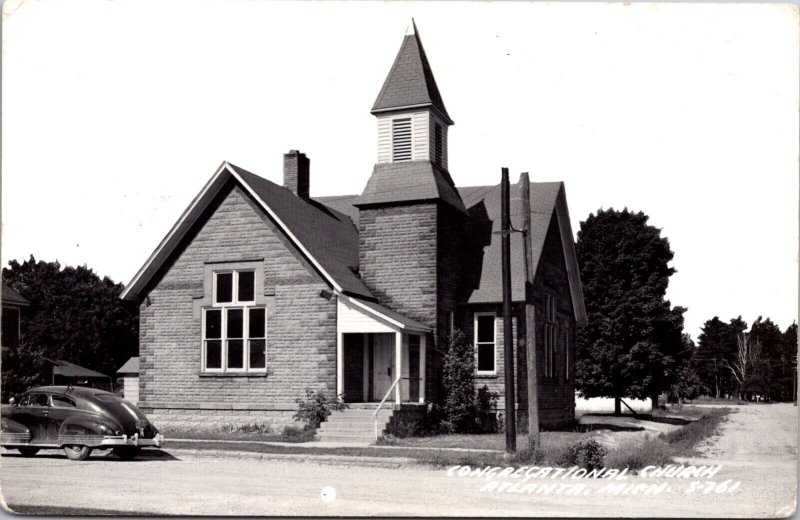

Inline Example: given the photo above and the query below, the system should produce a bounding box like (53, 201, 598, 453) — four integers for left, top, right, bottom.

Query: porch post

(419, 334, 426, 403)
(395, 332, 402, 405)
(336, 332, 344, 399)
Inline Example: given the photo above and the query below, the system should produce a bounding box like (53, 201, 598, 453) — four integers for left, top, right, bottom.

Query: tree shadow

(577, 412, 692, 428)
(635, 414, 692, 426)
(574, 423, 646, 433)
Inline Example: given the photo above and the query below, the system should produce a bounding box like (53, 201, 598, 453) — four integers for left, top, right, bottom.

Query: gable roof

(342, 295, 431, 334)
(371, 21, 452, 125)
(319, 180, 587, 327)
(123, 163, 585, 326)
(227, 164, 372, 299)
(44, 358, 109, 379)
(459, 181, 587, 326)
(117, 357, 139, 376)
(353, 161, 466, 212)
(2, 282, 29, 307)
(120, 162, 374, 302)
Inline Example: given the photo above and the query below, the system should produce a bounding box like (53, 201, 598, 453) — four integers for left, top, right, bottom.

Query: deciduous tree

(2, 256, 138, 398)
(575, 208, 686, 413)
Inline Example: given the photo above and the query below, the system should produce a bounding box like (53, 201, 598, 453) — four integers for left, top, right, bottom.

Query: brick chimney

(283, 150, 310, 198)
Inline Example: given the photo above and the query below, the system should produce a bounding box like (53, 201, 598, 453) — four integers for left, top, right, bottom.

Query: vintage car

(1, 385, 163, 461)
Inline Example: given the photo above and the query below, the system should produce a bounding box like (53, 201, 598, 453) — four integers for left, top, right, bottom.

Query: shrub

(563, 439, 607, 470)
(604, 435, 672, 471)
(476, 385, 499, 433)
(391, 414, 422, 438)
(293, 388, 348, 430)
(441, 330, 479, 433)
(282, 425, 305, 437)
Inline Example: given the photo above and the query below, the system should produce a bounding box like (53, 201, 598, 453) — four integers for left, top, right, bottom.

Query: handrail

(374, 375, 402, 439)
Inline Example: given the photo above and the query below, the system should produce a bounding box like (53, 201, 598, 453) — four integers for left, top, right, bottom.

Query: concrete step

(328, 410, 393, 422)
(316, 432, 377, 443)
(319, 423, 389, 433)
(321, 407, 394, 441)
(320, 418, 389, 430)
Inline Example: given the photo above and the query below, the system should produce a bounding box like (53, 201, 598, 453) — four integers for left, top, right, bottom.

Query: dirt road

(1, 403, 796, 517)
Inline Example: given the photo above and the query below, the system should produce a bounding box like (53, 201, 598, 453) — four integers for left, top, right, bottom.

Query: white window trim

(212, 270, 256, 306)
(202, 268, 267, 374)
(474, 312, 497, 376)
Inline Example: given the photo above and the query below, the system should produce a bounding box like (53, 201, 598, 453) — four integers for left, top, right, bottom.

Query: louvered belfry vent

(434, 122, 443, 167)
(392, 118, 412, 162)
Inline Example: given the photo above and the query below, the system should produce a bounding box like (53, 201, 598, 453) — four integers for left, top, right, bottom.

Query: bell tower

(355, 21, 465, 402)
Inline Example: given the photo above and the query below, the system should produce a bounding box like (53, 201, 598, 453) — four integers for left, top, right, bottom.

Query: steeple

(356, 20, 464, 212)
(371, 19, 452, 125)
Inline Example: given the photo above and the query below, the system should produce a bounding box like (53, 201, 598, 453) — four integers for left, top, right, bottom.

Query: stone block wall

(138, 184, 336, 429)
(358, 202, 465, 404)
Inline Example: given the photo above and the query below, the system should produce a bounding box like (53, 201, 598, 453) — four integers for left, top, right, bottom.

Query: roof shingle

(353, 161, 466, 212)
(2, 282, 29, 307)
(371, 24, 452, 124)
(228, 164, 374, 299)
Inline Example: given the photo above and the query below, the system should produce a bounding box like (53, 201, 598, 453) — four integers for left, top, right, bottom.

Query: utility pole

(501, 167, 516, 454)
(519, 172, 540, 450)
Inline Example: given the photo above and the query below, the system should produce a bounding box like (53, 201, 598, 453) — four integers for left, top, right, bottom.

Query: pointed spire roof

(371, 20, 453, 124)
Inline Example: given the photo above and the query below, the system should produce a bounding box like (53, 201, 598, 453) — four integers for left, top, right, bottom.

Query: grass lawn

(381, 430, 593, 451)
(161, 426, 315, 443)
(660, 407, 730, 456)
(164, 440, 495, 461)
(162, 405, 733, 471)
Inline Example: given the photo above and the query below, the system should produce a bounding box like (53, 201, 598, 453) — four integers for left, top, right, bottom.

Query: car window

(26, 394, 49, 407)
(51, 395, 77, 408)
(17, 395, 30, 407)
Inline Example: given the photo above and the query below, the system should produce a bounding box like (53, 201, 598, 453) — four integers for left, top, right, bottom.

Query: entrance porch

(336, 296, 430, 406)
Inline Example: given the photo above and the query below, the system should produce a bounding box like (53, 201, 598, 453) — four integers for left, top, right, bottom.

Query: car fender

(1, 416, 32, 445)
(58, 415, 121, 446)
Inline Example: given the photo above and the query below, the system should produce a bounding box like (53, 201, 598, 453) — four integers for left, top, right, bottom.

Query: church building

(121, 22, 586, 440)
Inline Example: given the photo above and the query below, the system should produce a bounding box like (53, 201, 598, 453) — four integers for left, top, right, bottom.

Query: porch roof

(341, 295, 431, 334)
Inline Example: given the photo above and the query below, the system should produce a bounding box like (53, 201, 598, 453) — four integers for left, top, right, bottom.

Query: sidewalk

(169, 437, 501, 453)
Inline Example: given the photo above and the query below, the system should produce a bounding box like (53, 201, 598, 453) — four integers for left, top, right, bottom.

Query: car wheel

(17, 447, 39, 457)
(64, 445, 92, 461)
(112, 447, 140, 460)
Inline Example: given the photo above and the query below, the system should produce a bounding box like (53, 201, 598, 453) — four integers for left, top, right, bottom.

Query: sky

(2, 0, 798, 340)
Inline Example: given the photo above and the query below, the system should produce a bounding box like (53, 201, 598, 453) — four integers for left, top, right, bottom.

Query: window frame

(23, 393, 50, 408)
(202, 268, 267, 374)
(213, 270, 256, 306)
(543, 293, 557, 380)
(51, 395, 77, 408)
(474, 312, 497, 376)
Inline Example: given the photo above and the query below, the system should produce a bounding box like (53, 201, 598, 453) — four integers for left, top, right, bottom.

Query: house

(121, 22, 586, 434)
(1, 282, 29, 356)
(43, 358, 113, 391)
(116, 357, 140, 404)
